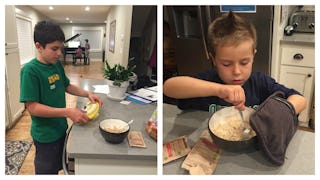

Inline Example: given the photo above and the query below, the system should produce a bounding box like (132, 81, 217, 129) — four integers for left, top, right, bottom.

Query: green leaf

(102, 60, 135, 86)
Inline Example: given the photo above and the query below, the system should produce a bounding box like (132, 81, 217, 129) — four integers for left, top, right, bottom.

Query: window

(16, 14, 34, 65)
(72, 27, 103, 52)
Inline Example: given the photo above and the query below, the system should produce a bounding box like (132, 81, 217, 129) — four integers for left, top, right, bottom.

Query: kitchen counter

(67, 79, 157, 174)
(281, 33, 314, 45)
(163, 104, 315, 175)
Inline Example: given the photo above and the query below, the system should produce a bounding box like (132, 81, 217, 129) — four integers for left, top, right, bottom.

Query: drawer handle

(293, 53, 303, 60)
(307, 74, 312, 78)
(309, 23, 315, 29)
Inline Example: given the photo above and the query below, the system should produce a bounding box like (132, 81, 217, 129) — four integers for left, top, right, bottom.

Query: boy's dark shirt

(178, 70, 301, 111)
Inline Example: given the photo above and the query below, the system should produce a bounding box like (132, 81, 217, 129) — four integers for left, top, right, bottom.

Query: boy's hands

(218, 84, 246, 110)
(65, 92, 103, 124)
(66, 108, 90, 124)
(88, 92, 103, 107)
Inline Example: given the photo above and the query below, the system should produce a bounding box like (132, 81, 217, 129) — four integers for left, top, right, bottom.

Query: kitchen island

(66, 79, 157, 175)
(163, 103, 315, 174)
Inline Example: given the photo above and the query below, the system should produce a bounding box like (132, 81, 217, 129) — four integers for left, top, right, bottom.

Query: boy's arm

(163, 76, 245, 110)
(24, 84, 102, 124)
(25, 101, 89, 123)
(287, 94, 307, 114)
(163, 76, 222, 98)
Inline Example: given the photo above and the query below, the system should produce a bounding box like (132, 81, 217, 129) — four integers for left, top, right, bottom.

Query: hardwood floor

(5, 61, 105, 175)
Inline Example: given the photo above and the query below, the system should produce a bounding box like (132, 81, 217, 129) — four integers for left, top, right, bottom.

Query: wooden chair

(73, 54, 84, 65)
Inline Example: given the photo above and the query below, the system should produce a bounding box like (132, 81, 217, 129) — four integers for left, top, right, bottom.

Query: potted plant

(102, 61, 135, 100)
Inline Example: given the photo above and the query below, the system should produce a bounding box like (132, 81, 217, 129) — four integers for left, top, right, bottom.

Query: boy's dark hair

(207, 11, 257, 57)
(34, 20, 65, 48)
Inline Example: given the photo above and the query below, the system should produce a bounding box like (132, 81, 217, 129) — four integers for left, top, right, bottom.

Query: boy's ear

(35, 42, 45, 53)
(254, 49, 257, 54)
(35, 42, 42, 49)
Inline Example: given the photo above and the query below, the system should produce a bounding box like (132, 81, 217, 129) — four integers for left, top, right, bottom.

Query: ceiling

(27, 5, 154, 37)
(29, 5, 111, 24)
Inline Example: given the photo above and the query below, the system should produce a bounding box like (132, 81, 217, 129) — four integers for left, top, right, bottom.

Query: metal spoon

(127, 119, 134, 126)
(123, 119, 134, 129)
(238, 110, 250, 137)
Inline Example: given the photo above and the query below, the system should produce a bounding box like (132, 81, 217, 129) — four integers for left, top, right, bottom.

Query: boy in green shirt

(20, 20, 102, 174)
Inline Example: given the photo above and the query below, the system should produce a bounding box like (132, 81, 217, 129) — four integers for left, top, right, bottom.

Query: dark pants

(84, 53, 90, 65)
(33, 134, 66, 174)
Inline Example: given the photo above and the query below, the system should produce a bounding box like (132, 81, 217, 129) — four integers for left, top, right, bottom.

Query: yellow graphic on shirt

(48, 74, 60, 84)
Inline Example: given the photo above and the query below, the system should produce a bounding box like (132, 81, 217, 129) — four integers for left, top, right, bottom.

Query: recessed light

(70, 21, 73, 23)
(49, 6, 54, 10)
(66, 17, 70, 21)
(85, 6, 90, 11)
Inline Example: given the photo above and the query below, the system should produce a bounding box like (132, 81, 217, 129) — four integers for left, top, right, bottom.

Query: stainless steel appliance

(284, 10, 315, 35)
(164, 5, 274, 76)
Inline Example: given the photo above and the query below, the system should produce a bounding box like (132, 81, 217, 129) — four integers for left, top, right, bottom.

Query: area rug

(5, 140, 33, 175)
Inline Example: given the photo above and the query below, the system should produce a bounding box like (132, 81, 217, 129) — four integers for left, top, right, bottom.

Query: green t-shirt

(20, 58, 70, 143)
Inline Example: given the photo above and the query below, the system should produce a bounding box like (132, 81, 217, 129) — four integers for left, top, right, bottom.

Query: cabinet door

(279, 65, 314, 126)
(5, 48, 24, 126)
(5, 5, 18, 48)
(5, 88, 11, 129)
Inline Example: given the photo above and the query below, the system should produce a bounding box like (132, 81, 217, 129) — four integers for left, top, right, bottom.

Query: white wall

(14, 5, 51, 63)
(105, 6, 133, 67)
(15, 5, 51, 31)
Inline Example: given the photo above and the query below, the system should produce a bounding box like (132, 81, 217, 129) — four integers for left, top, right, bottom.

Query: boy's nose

(233, 64, 241, 75)
(57, 49, 63, 56)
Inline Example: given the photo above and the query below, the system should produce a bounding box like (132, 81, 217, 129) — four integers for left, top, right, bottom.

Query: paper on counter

(128, 88, 157, 102)
(163, 136, 191, 164)
(146, 86, 157, 92)
(125, 94, 152, 105)
(92, 85, 109, 95)
(120, 100, 131, 105)
(181, 130, 222, 175)
(128, 131, 146, 148)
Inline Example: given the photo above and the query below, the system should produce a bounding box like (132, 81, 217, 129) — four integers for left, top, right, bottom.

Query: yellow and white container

(85, 102, 100, 120)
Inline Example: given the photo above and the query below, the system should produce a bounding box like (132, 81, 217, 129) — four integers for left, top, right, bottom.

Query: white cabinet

(279, 43, 314, 127)
(5, 5, 18, 49)
(5, 82, 11, 128)
(5, 5, 24, 129)
(5, 48, 25, 129)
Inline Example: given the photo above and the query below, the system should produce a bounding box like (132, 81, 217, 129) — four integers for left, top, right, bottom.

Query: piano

(63, 33, 86, 63)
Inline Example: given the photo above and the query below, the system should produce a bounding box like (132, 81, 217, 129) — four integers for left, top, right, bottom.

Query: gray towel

(250, 91, 298, 165)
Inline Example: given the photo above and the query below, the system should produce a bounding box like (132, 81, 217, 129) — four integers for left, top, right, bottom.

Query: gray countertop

(67, 79, 157, 160)
(281, 33, 314, 45)
(163, 104, 315, 175)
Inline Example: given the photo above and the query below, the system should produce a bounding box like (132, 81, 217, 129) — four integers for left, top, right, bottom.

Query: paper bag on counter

(163, 136, 191, 164)
(181, 130, 222, 175)
(128, 131, 146, 148)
